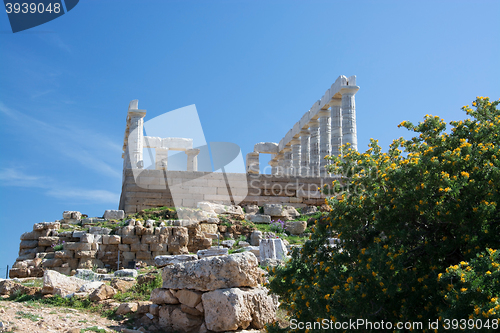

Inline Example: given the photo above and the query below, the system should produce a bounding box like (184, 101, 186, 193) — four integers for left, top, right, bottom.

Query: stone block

(141, 235, 159, 244)
(136, 251, 152, 260)
(245, 214, 271, 224)
(103, 210, 125, 220)
(131, 243, 149, 252)
(63, 211, 82, 221)
(123, 252, 135, 260)
(200, 223, 218, 235)
(150, 243, 168, 252)
(55, 250, 74, 259)
(121, 236, 140, 244)
(250, 230, 262, 246)
(172, 289, 202, 308)
(114, 269, 138, 278)
(159, 305, 203, 333)
(162, 252, 263, 291)
(108, 235, 121, 245)
(118, 244, 130, 252)
(19, 240, 38, 249)
(154, 254, 198, 268)
(260, 238, 288, 262)
(202, 287, 278, 331)
(150, 288, 179, 304)
(80, 233, 95, 243)
(263, 203, 283, 216)
(285, 221, 307, 235)
(38, 236, 60, 247)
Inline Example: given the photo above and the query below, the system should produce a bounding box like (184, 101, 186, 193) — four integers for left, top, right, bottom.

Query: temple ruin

(119, 75, 359, 213)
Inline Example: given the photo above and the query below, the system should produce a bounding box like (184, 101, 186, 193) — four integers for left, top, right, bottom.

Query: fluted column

(300, 129, 310, 176)
(319, 109, 331, 177)
(186, 148, 200, 172)
(309, 119, 320, 177)
(128, 110, 147, 169)
(155, 148, 169, 170)
(330, 98, 342, 157)
(340, 86, 359, 152)
(283, 146, 293, 175)
(291, 138, 301, 177)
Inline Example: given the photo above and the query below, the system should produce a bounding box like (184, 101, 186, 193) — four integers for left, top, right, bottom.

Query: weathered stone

(259, 238, 288, 262)
(171, 289, 202, 308)
(285, 221, 307, 235)
(150, 288, 179, 304)
(282, 205, 300, 220)
(254, 142, 279, 154)
(33, 222, 60, 231)
(239, 241, 250, 247)
(200, 223, 218, 235)
(89, 284, 116, 301)
(64, 242, 91, 251)
(263, 204, 283, 216)
(239, 246, 260, 258)
(159, 305, 203, 332)
(19, 240, 38, 249)
(243, 205, 259, 214)
(108, 235, 121, 244)
(245, 214, 271, 224)
(80, 233, 95, 243)
(89, 226, 112, 235)
(197, 202, 244, 215)
(116, 302, 138, 315)
(149, 303, 160, 316)
(63, 211, 82, 221)
(121, 236, 140, 244)
(79, 281, 104, 294)
(72, 231, 86, 238)
(180, 304, 203, 317)
(162, 252, 264, 291)
(301, 205, 318, 215)
(154, 254, 198, 268)
(0, 279, 39, 296)
(103, 210, 125, 220)
(41, 270, 88, 297)
(202, 287, 278, 331)
(110, 278, 136, 292)
(197, 247, 228, 259)
(250, 230, 262, 246)
(137, 301, 152, 313)
(221, 240, 236, 248)
(54, 250, 74, 259)
(114, 269, 138, 278)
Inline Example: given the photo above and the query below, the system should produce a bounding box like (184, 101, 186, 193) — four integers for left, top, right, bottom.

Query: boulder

(0, 279, 39, 296)
(221, 240, 236, 248)
(282, 205, 300, 220)
(243, 205, 259, 214)
(89, 284, 116, 302)
(197, 202, 244, 215)
(154, 254, 198, 268)
(103, 210, 125, 220)
(285, 221, 307, 235)
(150, 288, 179, 304)
(78, 281, 104, 294)
(202, 287, 278, 331)
(245, 214, 271, 224)
(110, 278, 136, 292)
(116, 302, 138, 315)
(162, 252, 264, 291)
(41, 270, 88, 297)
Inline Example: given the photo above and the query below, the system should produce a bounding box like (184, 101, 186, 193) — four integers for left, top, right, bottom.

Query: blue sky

(0, 0, 498, 272)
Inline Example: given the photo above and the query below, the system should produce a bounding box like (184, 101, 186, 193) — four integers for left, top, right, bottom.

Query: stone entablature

(246, 75, 359, 177)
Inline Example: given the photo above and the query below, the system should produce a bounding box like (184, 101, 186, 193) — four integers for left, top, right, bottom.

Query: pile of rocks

(148, 252, 277, 332)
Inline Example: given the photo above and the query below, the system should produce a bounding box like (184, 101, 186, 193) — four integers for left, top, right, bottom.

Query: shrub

(267, 97, 500, 332)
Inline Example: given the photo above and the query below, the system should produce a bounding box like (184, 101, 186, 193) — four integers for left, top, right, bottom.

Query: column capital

(283, 146, 292, 152)
(185, 148, 200, 156)
(318, 109, 331, 118)
(340, 86, 359, 96)
(128, 110, 147, 118)
(290, 138, 300, 145)
(330, 98, 342, 107)
(309, 119, 320, 128)
(299, 129, 310, 136)
(269, 159, 279, 166)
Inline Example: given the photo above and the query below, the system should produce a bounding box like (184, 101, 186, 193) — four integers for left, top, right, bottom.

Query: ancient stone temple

(119, 75, 359, 213)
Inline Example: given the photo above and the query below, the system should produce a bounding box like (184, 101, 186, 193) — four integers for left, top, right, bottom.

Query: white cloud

(46, 188, 118, 204)
(0, 168, 47, 187)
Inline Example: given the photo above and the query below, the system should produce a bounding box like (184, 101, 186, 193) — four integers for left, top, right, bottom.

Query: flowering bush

(266, 97, 500, 332)
(270, 219, 286, 234)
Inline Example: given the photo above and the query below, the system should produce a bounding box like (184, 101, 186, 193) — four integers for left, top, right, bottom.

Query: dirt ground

(0, 300, 127, 333)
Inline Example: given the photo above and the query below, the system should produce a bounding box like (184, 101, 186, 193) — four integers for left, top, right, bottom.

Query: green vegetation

(113, 272, 162, 302)
(15, 310, 42, 322)
(267, 97, 500, 332)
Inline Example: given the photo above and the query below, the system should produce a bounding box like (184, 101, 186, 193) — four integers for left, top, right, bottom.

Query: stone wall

(120, 169, 338, 214)
(10, 220, 210, 279)
(149, 252, 277, 332)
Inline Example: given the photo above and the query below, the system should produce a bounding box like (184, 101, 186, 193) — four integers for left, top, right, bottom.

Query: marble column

(283, 146, 293, 175)
(155, 148, 169, 170)
(186, 149, 200, 172)
(330, 98, 342, 158)
(340, 86, 359, 152)
(276, 153, 285, 175)
(291, 138, 301, 177)
(319, 109, 332, 177)
(128, 109, 147, 169)
(309, 119, 320, 177)
(269, 159, 279, 175)
(246, 152, 260, 174)
(300, 129, 310, 176)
